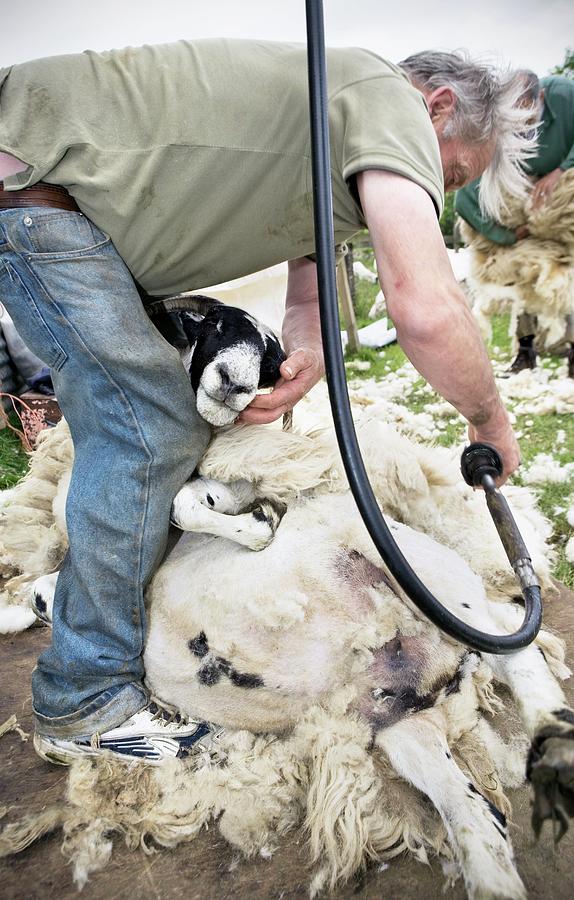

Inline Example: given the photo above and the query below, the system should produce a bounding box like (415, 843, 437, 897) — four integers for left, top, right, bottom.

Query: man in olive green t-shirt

(0, 41, 530, 763)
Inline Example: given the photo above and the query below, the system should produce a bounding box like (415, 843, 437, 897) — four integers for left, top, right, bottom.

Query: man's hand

(531, 168, 564, 209)
(239, 256, 324, 425)
(238, 348, 323, 424)
(467, 416, 521, 486)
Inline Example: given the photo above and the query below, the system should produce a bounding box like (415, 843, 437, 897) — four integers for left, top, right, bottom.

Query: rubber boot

(508, 345, 537, 374)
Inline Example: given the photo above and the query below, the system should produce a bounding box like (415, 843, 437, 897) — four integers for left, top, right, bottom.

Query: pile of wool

(522, 453, 574, 486)
(495, 366, 574, 416)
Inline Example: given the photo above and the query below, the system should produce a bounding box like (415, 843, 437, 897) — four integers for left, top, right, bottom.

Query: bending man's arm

(238, 257, 324, 424)
(358, 169, 520, 483)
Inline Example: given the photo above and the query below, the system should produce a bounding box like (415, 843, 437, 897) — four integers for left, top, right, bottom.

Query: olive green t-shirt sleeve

(455, 179, 517, 246)
(330, 74, 445, 218)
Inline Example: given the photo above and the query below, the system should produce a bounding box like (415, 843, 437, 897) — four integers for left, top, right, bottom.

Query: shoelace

(147, 697, 188, 726)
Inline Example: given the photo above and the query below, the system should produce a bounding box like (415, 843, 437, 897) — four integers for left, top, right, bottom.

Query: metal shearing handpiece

(460, 442, 542, 633)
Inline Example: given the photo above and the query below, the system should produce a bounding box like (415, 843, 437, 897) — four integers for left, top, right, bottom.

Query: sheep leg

(171, 481, 286, 551)
(482, 604, 569, 736)
(376, 713, 526, 900)
(482, 603, 574, 841)
(30, 572, 59, 624)
(423, 586, 571, 740)
(178, 476, 258, 514)
(401, 560, 574, 843)
(419, 562, 574, 844)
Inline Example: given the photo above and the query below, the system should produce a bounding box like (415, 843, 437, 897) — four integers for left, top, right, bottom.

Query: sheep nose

(217, 362, 231, 387)
(216, 362, 247, 401)
(217, 363, 234, 400)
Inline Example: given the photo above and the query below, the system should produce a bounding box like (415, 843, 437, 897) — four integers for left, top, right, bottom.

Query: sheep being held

(1, 412, 573, 900)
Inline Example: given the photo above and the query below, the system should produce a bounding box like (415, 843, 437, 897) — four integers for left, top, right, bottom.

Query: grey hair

(399, 51, 537, 218)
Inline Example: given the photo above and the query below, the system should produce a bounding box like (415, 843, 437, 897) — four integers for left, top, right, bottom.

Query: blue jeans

(0, 208, 210, 739)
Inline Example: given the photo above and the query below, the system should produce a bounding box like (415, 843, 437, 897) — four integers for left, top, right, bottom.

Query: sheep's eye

(216, 319, 223, 333)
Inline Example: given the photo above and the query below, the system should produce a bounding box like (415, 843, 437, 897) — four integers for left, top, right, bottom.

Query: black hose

(304, 0, 542, 653)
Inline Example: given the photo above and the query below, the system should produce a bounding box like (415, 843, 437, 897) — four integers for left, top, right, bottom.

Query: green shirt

(0, 39, 443, 295)
(455, 76, 574, 245)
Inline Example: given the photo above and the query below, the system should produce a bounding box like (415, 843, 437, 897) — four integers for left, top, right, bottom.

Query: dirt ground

(1, 586, 574, 900)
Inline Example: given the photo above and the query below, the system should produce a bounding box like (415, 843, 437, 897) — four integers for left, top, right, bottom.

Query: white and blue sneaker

(34, 700, 224, 766)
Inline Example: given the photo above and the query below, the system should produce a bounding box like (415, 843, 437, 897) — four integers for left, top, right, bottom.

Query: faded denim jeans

(0, 208, 210, 738)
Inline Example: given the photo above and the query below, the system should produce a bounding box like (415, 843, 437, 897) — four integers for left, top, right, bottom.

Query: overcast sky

(0, 1, 572, 76)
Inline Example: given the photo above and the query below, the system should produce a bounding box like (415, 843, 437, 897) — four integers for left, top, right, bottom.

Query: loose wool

(462, 168, 574, 351)
(522, 453, 574, 486)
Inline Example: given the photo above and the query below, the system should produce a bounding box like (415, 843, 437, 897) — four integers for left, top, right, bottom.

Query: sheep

(1, 409, 573, 899)
(461, 168, 574, 353)
(1, 387, 557, 623)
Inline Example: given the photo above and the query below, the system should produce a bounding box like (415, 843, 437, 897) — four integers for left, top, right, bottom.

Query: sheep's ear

(258, 335, 287, 388)
(152, 311, 190, 350)
(178, 309, 205, 346)
(145, 293, 222, 350)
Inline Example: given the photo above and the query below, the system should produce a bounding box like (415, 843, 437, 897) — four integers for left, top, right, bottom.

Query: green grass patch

(0, 415, 29, 489)
(511, 413, 574, 588)
(488, 313, 513, 355)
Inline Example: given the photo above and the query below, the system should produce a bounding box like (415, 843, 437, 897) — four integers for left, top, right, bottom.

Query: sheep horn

(144, 293, 223, 320)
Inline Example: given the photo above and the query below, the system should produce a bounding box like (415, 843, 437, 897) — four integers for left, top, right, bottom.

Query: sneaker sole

(33, 733, 93, 766)
(33, 734, 159, 767)
(33, 733, 202, 767)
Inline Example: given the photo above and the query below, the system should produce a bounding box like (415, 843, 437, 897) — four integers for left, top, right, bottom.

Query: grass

(0, 414, 29, 489)
(1, 259, 572, 587)
(345, 244, 574, 589)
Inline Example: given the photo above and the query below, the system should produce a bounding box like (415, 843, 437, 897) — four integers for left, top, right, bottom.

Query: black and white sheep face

(179, 304, 286, 427)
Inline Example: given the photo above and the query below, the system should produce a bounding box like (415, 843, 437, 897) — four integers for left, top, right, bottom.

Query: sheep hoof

(248, 499, 287, 551)
(528, 722, 574, 842)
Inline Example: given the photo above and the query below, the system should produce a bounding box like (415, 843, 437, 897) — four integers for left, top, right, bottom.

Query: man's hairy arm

(238, 257, 324, 424)
(358, 169, 520, 482)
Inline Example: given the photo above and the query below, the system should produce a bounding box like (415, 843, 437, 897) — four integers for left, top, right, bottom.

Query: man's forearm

(357, 169, 520, 482)
(393, 287, 509, 429)
(239, 259, 325, 424)
(283, 257, 324, 367)
(282, 299, 324, 363)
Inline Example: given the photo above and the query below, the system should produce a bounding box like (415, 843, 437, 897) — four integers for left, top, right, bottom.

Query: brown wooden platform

(1, 586, 573, 900)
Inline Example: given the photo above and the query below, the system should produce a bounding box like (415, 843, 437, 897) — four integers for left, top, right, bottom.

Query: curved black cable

(304, 0, 542, 653)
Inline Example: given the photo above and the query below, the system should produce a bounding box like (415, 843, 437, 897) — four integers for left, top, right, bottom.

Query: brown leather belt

(0, 181, 81, 213)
